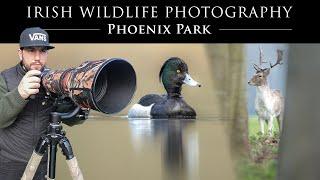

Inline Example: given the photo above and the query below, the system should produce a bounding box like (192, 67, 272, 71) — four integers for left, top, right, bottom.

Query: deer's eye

(176, 69, 181, 73)
(258, 75, 262, 78)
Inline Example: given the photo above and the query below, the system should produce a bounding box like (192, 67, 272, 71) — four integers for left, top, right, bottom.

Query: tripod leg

(21, 136, 49, 180)
(21, 151, 44, 180)
(59, 137, 84, 180)
(48, 141, 58, 179)
(66, 157, 84, 180)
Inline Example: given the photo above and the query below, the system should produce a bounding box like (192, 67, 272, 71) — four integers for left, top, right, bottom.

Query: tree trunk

(205, 44, 249, 157)
(278, 44, 320, 180)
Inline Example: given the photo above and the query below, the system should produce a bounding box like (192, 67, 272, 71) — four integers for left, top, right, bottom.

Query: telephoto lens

(41, 58, 137, 114)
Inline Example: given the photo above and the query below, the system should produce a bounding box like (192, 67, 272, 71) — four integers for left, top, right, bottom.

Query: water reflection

(129, 119, 198, 180)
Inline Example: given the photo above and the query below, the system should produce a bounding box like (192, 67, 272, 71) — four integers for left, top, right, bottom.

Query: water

(55, 114, 236, 180)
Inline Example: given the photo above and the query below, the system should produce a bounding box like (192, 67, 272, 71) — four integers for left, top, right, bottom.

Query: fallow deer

(248, 48, 284, 135)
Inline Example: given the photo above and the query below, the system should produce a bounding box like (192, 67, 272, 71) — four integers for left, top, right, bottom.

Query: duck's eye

(176, 69, 181, 73)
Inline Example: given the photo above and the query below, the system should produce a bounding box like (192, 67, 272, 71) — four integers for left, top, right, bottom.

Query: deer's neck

(256, 83, 272, 99)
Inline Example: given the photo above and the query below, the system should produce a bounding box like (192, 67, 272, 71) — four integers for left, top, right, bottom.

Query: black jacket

(0, 63, 54, 163)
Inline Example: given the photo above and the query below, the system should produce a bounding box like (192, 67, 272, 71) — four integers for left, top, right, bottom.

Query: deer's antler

(259, 46, 268, 65)
(270, 49, 284, 68)
(253, 63, 262, 71)
(252, 47, 267, 71)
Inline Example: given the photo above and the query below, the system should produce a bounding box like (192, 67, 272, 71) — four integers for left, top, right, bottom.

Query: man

(0, 27, 84, 180)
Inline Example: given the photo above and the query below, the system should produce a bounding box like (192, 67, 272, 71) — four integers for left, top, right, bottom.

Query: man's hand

(18, 70, 41, 99)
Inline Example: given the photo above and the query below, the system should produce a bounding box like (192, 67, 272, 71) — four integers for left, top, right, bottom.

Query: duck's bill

(183, 74, 201, 87)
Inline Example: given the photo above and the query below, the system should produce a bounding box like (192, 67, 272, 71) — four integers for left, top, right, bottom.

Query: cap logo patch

(29, 33, 47, 41)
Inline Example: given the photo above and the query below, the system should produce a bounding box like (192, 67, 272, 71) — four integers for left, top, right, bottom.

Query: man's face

(18, 46, 48, 71)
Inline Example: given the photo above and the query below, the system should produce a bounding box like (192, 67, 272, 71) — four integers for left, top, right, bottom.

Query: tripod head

(50, 107, 83, 123)
(41, 91, 90, 126)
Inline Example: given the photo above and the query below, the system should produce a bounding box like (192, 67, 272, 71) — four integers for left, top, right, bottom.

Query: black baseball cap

(19, 27, 55, 50)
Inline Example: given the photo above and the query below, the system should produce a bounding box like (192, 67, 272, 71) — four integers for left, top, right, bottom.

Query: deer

(248, 48, 285, 136)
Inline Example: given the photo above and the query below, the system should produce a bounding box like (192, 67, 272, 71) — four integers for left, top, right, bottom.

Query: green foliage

(249, 131, 280, 164)
(237, 116, 280, 180)
(237, 159, 277, 180)
(248, 116, 280, 137)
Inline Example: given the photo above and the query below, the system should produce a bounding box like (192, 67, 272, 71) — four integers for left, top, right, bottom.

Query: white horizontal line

(44, 29, 101, 31)
(219, 29, 293, 31)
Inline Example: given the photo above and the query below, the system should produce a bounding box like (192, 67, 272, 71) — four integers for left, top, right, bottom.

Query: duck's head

(159, 57, 201, 97)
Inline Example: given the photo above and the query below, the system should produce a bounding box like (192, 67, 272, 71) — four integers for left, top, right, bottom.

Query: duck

(128, 57, 201, 119)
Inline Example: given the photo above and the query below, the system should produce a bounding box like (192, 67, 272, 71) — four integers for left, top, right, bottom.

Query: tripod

(21, 107, 84, 180)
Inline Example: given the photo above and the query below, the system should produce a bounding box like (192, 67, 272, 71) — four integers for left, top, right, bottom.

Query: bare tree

(278, 44, 320, 180)
(206, 44, 249, 157)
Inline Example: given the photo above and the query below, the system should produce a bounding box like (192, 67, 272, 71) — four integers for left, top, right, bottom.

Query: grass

(248, 116, 280, 137)
(237, 116, 280, 180)
(237, 159, 278, 180)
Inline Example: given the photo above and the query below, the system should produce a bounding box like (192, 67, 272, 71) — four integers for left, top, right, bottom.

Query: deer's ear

(264, 68, 270, 76)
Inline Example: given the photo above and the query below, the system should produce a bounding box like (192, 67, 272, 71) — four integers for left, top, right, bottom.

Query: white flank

(128, 104, 154, 118)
